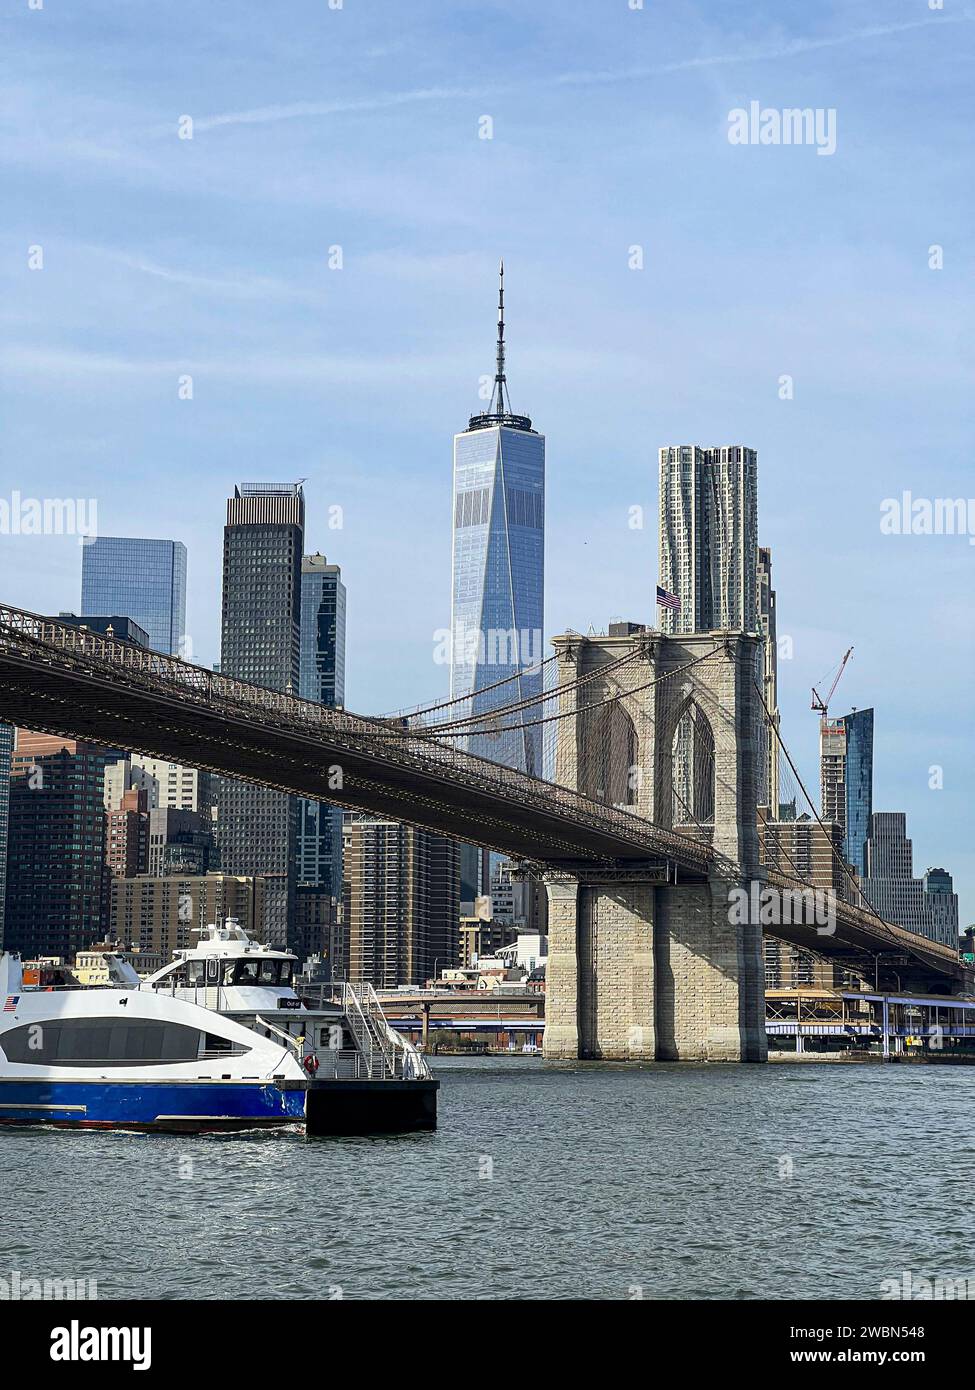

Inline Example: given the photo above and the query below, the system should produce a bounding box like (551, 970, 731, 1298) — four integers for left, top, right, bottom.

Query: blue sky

(1, 0, 972, 919)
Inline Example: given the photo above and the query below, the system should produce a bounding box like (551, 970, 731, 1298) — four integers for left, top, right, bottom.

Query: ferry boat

(0, 950, 307, 1132)
(0, 922, 438, 1134)
(137, 919, 437, 1133)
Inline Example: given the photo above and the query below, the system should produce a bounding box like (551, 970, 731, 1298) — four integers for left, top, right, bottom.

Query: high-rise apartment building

(658, 444, 758, 635)
(820, 717, 847, 834)
(80, 537, 187, 655)
(104, 755, 210, 816)
(759, 812, 848, 898)
(110, 873, 265, 956)
(861, 812, 959, 947)
(106, 787, 149, 880)
(3, 731, 115, 958)
(450, 264, 545, 778)
(217, 484, 304, 949)
(297, 553, 346, 901)
(756, 546, 780, 812)
(343, 816, 461, 988)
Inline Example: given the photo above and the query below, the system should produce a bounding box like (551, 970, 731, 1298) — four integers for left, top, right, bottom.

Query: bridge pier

(542, 874, 767, 1063)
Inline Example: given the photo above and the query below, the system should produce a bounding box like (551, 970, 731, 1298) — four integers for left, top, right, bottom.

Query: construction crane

(811, 646, 854, 720)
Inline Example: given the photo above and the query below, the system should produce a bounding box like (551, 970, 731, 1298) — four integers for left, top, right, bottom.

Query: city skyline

(1, 1, 970, 925)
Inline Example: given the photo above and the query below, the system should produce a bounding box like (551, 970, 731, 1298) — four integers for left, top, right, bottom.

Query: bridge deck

(0, 604, 961, 983)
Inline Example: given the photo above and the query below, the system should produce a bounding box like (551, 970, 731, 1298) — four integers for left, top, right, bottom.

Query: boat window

(258, 960, 278, 984)
(186, 961, 206, 986)
(280, 961, 293, 984)
(201, 1032, 247, 1057)
(0, 1019, 203, 1067)
(233, 960, 261, 985)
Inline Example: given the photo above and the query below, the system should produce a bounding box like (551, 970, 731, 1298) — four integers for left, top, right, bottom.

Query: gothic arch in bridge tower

(653, 681, 720, 839)
(669, 696, 716, 829)
(576, 674, 638, 810)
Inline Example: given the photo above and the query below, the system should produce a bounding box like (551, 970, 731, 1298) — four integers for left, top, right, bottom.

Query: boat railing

(337, 980, 394, 1078)
(357, 980, 432, 1080)
(301, 981, 431, 1080)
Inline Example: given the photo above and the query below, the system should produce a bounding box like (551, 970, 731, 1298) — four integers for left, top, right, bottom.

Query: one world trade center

(449, 262, 545, 782)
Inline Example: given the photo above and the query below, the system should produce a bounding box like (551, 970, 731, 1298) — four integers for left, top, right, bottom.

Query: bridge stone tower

(543, 627, 767, 1063)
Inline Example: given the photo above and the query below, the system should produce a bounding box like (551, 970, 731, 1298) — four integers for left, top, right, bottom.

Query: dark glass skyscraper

(298, 553, 346, 897)
(218, 484, 304, 949)
(450, 264, 545, 777)
(81, 537, 187, 655)
(843, 708, 874, 877)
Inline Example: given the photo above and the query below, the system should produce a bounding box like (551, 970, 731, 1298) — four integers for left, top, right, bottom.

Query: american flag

(656, 584, 681, 611)
(3, 995, 19, 1013)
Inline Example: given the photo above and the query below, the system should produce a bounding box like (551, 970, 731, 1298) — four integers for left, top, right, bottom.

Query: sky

(1, 0, 972, 919)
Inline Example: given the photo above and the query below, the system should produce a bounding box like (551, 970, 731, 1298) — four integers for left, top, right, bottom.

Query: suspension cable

(380, 650, 561, 722)
(409, 644, 726, 740)
(395, 646, 648, 736)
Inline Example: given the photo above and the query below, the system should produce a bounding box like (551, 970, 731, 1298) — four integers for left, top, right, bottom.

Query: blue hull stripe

(0, 1079, 306, 1128)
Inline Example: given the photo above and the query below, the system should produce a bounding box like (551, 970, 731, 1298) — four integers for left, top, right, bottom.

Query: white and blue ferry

(0, 925, 438, 1134)
(0, 950, 307, 1131)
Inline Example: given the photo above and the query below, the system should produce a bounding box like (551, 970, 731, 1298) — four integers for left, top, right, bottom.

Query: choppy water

(3, 1057, 972, 1300)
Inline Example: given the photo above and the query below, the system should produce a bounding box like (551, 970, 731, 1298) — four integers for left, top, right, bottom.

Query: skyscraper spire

(467, 258, 532, 432)
(493, 258, 506, 416)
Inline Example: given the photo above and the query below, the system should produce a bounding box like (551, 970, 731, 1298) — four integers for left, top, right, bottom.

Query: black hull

(304, 1078, 438, 1135)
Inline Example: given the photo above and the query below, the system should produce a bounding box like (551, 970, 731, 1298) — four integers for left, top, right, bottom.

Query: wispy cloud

(113, 252, 315, 302)
(193, 86, 483, 133)
(196, 16, 963, 132)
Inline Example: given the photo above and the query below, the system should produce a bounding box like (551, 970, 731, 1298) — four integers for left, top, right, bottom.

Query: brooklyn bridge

(0, 604, 962, 1063)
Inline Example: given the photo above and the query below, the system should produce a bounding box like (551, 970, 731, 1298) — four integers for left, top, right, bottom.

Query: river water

(3, 1057, 972, 1301)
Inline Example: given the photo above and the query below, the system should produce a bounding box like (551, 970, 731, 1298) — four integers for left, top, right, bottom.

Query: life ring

(303, 1053, 320, 1075)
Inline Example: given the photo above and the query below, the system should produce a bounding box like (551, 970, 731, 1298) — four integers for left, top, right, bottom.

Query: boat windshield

(221, 958, 294, 987)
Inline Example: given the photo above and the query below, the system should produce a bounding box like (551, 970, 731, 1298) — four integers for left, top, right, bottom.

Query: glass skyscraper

(450, 263, 545, 779)
(298, 553, 347, 898)
(218, 485, 304, 949)
(843, 707, 874, 877)
(81, 536, 187, 655)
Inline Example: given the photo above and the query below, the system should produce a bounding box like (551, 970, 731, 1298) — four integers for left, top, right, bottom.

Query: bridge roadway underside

(0, 649, 694, 871)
